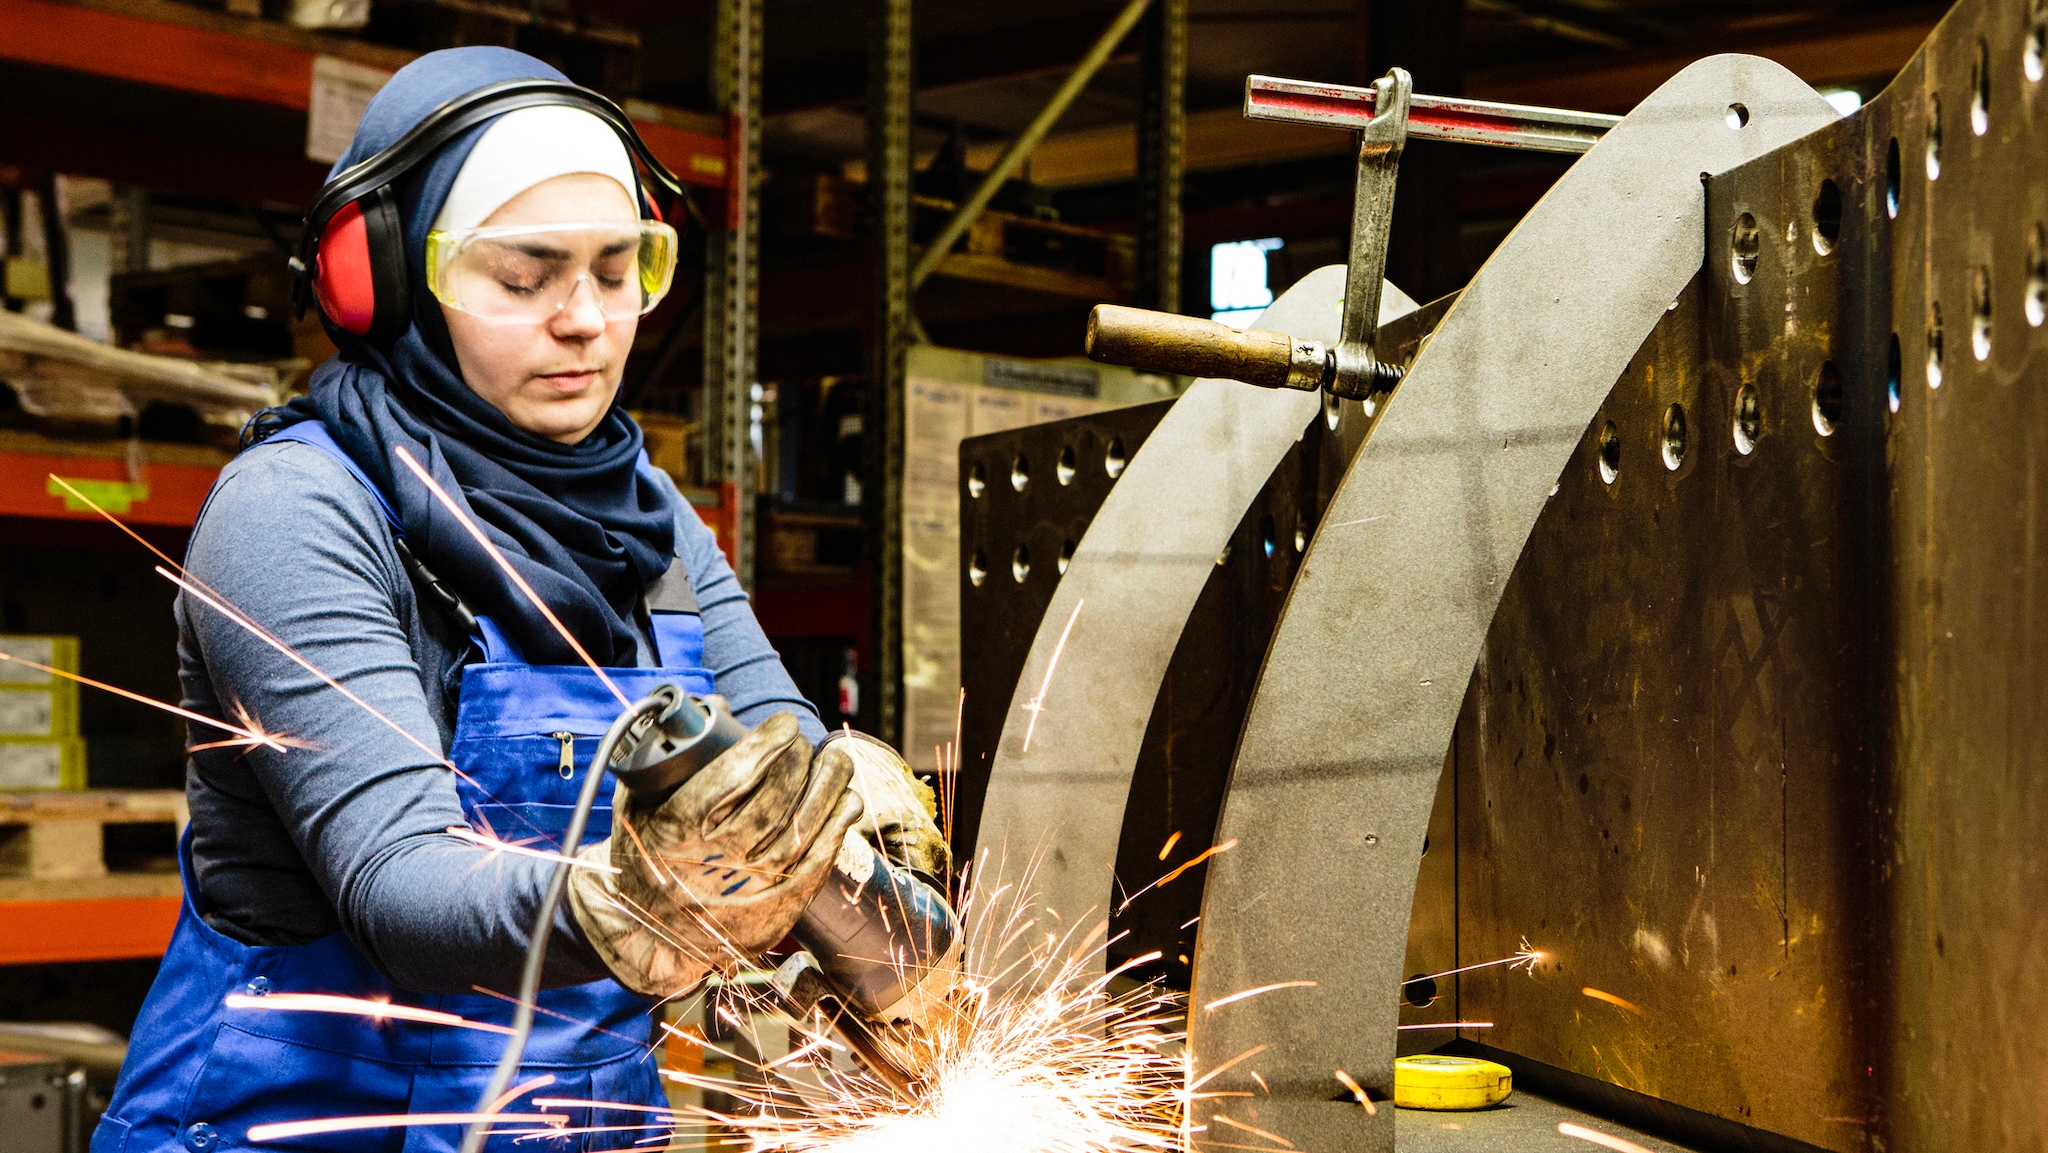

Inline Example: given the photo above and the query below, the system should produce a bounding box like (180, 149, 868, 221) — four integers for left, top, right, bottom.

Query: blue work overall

(93, 423, 714, 1153)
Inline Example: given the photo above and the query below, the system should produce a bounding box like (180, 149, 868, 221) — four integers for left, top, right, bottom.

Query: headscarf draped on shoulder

(262, 47, 676, 668)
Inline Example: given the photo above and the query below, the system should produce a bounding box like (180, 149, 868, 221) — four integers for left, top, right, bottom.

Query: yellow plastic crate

(0, 738, 87, 790)
(0, 636, 80, 742)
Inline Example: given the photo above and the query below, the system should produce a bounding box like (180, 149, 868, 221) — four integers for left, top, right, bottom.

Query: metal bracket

(1084, 68, 1419, 404)
(1328, 67, 1411, 401)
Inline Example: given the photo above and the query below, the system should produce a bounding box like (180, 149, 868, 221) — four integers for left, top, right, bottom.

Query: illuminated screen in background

(1210, 237, 1284, 329)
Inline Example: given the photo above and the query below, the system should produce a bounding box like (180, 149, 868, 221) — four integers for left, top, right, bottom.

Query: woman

(93, 47, 945, 1153)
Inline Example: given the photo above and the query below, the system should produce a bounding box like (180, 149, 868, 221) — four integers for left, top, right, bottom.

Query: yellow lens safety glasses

(424, 220, 678, 325)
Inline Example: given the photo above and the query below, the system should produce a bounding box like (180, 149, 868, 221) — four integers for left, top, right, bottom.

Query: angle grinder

(603, 685, 964, 1094)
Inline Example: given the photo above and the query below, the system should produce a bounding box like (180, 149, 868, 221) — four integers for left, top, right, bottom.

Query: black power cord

(457, 690, 671, 1153)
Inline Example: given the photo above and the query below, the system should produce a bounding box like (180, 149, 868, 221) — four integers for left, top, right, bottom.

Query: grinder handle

(606, 689, 748, 805)
(1087, 304, 1304, 388)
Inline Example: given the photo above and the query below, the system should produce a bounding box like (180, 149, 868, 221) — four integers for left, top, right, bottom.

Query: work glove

(568, 709, 863, 998)
(815, 729, 951, 883)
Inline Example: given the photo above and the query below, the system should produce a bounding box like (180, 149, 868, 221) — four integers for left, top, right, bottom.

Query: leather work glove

(568, 710, 863, 998)
(814, 729, 951, 882)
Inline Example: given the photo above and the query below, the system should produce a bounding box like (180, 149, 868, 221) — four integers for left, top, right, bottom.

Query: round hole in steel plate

(1733, 384, 1761, 456)
(1011, 544, 1031, 583)
(1813, 361, 1844, 437)
(1885, 138, 1901, 219)
(2026, 224, 2048, 328)
(1057, 538, 1075, 575)
(1928, 302, 1946, 389)
(1972, 266, 1994, 361)
(1104, 437, 1128, 479)
(1971, 40, 1991, 136)
(1010, 454, 1030, 492)
(1887, 333, 1904, 414)
(1662, 403, 1688, 471)
(1730, 212, 1761, 284)
(968, 550, 987, 587)
(1926, 94, 1944, 180)
(1056, 443, 1077, 486)
(1598, 421, 1621, 485)
(1725, 102, 1750, 129)
(1812, 178, 1842, 256)
(967, 460, 986, 499)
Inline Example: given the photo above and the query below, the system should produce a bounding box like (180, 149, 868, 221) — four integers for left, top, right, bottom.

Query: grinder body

(605, 688, 962, 1084)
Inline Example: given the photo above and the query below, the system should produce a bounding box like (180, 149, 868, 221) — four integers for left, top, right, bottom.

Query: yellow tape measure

(1392, 1055, 1513, 1110)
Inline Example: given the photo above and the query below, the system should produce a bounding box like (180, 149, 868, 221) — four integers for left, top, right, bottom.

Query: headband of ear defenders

(290, 78, 688, 338)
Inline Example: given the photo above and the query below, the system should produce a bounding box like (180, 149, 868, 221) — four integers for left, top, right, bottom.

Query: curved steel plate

(1186, 55, 1837, 1151)
(971, 267, 1417, 972)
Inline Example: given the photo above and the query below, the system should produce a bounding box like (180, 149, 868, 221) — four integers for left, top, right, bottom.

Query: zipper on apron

(552, 731, 577, 779)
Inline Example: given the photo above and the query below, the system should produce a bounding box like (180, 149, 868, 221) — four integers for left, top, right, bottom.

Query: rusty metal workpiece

(1185, 56, 1837, 1153)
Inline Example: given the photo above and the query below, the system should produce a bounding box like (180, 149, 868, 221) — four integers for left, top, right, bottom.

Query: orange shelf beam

(0, 896, 180, 964)
(0, 448, 220, 528)
(0, 0, 729, 191)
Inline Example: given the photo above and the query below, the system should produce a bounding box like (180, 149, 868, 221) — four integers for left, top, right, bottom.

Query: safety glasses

(424, 220, 678, 325)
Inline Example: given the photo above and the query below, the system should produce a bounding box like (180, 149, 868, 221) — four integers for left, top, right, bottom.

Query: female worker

(92, 47, 946, 1153)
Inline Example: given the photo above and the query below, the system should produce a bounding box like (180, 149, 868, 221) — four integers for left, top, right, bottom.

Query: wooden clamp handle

(1085, 304, 1324, 390)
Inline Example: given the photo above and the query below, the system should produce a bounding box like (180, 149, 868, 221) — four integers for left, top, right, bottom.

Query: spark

(247, 1113, 566, 1142)
(1019, 598, 1083, 752)
(1558, 1122, 1656, 1153)
(1116, 838, 1238, 913)
(1417, 938, 1545, 983)
(391, 446, 630, 709)
(1210, 1113, 1294, 1148)
(1397, 1021, 1493, 1031)
(443, 826, 620, 873)
(157, 567, 455, 771)
(224, 993, 515, 1035)
(1331, 1069, 1378, 1116)
(1201, 981, 1317, 1013)
(1581, 987, 1646, 1016)
(1157, 832, 1181, 861)
(0, 652, 300, 752)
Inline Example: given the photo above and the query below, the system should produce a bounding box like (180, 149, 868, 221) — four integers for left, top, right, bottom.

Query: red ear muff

(313, 200, 377, 336)
(308, 188, 411, 346)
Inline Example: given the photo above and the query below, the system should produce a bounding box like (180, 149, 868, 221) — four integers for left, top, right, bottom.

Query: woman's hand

(567, 710, 862, 998)
(814, 730, 951, 883)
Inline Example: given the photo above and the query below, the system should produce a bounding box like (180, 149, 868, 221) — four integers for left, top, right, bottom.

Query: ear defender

(309, 188, 411, 345)
(290, 78, 688, 348)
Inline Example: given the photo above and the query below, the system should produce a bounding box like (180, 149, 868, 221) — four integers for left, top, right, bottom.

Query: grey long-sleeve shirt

(179, 436, 826, 993)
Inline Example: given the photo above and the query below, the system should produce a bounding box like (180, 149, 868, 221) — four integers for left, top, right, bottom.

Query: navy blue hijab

(271, 47, 676, 668)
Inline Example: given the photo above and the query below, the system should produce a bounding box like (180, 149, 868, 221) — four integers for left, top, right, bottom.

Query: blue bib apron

(93, 424, 714, 1153)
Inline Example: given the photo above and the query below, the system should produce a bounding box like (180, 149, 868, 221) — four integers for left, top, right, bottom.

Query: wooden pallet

(0, 791, 185, 964)
(0, 789, 187, 882)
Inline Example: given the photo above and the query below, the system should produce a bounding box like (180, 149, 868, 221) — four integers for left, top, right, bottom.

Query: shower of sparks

(224, 992, 515, 1035)
(1116, 838, 1237, 913)
(1417, 938, 1545, 983)
(1581, 987, 1646, 1016)
(391, 446, 630, 709)
(1157, 832, 1181, 861)
(1558, 1122, 1656, 1153)
(0, 651, 304, 753)
(1396, 1022, 1493, 1031)
(1201, 980, 1317, 1013)
(645, 850, 1221, 1153)
(443, 826, 621, 873)
(1019, 599, 1084, 752)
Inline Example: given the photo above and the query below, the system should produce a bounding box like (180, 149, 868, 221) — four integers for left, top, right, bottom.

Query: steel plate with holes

(1186, 54, 1840, 1153)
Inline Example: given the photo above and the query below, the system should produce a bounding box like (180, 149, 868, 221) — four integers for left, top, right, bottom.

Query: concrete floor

(1396, 1089, 1703, 1153)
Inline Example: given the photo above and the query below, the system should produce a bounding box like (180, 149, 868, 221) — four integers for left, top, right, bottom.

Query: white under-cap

(433, 105, 639, 232)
